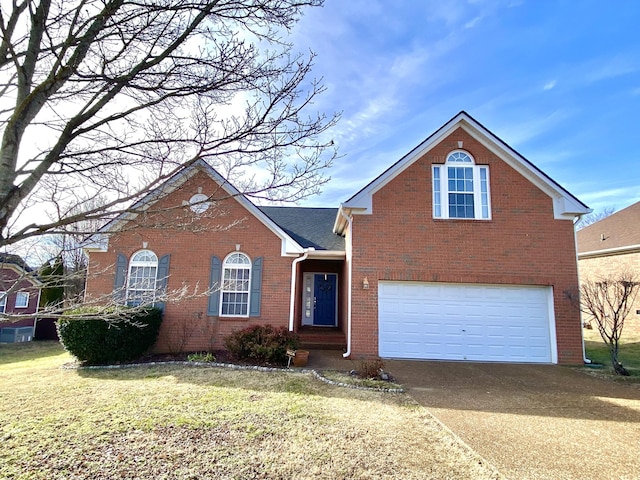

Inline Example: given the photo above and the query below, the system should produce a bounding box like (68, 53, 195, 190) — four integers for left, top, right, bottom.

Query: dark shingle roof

(577, 201, 640, 254)
(0, 253, 33, 272)
(259, 207, 345, 251)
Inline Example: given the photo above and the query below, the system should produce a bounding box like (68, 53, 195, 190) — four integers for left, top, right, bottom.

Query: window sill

(433, 217, 492, 222)
(216, 316, 251, 321)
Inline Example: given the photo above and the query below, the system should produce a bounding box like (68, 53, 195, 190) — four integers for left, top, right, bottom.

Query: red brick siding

(85, 170, 294, 353)
(0, 267, 40, 329)
(349, 128, 583, 364)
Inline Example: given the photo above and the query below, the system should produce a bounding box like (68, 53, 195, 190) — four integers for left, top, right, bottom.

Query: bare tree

(566, 272, 640, 375)
(576, 206, 615, 230)
(0, 0, 338, 251)
(0, 1, 338, 321)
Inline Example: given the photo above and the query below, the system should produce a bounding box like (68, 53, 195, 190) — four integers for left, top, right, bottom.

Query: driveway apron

(385, 361, 640, 480)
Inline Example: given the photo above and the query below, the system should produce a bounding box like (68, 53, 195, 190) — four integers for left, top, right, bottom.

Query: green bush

(57, 306, 163, 364)
(224, 324, 299, 366)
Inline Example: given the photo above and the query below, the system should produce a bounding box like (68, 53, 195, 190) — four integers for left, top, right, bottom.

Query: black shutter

(249, 257, 263, 317)
(155, 254, 170, 311)
(113, 253, 128, 304)
(208, 256, 222, 316)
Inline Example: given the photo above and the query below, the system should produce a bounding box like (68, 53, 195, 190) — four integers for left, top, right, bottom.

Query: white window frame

(126, 250, 158, 306)
(220, 252, 251, 317)
(432, 150, 491, 220)
(0, 291, 6, 313)
(15, 292, 29, 308)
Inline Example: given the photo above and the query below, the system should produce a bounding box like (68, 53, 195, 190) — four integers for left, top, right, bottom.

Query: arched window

(432, 150, 491, 220)
(126, 250, 158, 306)
(221, 252, 251, 317)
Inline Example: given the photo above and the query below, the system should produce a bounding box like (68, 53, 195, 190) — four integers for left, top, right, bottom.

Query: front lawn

(582, 327, 640, 379)
(0, 341, 500, 479)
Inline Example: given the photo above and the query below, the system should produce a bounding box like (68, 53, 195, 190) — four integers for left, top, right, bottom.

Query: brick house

(577, 201, 640, 334)
(0, 254, 42, 343)
(84, 112, 590, 364)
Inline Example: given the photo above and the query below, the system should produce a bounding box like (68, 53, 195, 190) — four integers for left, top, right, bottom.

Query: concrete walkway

(306, 351, 640, 480)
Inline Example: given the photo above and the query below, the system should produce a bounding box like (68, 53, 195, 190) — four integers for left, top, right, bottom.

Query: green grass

(583, 328, 640, 380)
(0, 341, 501, 480)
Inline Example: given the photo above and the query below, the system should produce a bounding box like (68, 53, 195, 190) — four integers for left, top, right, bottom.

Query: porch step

(297, 327, 346, 351)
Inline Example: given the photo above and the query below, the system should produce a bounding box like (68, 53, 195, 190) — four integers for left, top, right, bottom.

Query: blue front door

(313, 274, 337, 326)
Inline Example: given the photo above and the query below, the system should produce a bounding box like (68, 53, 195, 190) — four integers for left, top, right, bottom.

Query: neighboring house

(577, 201, 640, 333)
(0, 254, 42, 343)
(84, 111, 590, 364)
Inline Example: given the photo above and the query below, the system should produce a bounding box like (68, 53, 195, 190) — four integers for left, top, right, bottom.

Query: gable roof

(334, 111, 590, 234)
(577, 201, 640, 257)
(84, 159, 307, 256)
(0, 253, 33, 272)
(260, 207, 344, 251)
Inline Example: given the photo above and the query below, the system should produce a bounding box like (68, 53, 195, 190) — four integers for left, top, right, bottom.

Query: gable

(335, 111, 590, 234)
(84, 160, 305, 256)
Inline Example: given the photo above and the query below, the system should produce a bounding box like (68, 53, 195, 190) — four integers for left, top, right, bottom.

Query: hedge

(57, 306, 163, 364)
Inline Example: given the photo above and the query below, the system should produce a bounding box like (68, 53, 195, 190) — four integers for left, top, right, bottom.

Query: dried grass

(0, 342, 500, 479)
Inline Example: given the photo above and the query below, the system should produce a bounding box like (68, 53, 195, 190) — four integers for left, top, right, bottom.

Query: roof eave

(341, 111, 590, 220)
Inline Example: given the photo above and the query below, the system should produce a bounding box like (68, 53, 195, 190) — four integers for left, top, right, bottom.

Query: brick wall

(349, 128, 584, 364)
(578, 251, 640, 335)
(85, 169, 294, 353)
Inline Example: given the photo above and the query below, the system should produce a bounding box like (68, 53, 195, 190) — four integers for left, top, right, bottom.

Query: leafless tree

(0, 0, 338, 320)
(0, 0, 338, 250)
(566, 272, 640, 375)
(575, 206, 615, 230)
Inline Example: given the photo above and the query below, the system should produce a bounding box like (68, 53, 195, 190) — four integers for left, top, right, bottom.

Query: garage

(378, 281, 556, 363)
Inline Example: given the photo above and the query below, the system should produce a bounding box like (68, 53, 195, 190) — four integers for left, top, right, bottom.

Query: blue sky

(289, 0, 640, 214)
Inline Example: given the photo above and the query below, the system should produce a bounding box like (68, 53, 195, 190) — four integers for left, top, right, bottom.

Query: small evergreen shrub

(57, 306, 163, 364)
(224, 324, 300, 365)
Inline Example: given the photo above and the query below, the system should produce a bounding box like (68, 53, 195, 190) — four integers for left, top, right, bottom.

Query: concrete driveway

(384, 361, 640, 480)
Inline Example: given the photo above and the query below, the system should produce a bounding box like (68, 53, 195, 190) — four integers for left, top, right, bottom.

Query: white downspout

(340, 209, 353, 358)
(289, 248, 313, 331)
(573, 215, 591, 364)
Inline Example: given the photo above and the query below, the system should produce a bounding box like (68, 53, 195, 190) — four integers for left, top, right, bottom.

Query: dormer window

(432, 151, 491, 220)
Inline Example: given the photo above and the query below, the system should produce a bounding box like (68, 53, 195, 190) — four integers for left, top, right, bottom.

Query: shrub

(224, 324, 300, 365)
(57, 306, 163, 364)
(357, 357, 385, 379)
(187, 352, 216, 363)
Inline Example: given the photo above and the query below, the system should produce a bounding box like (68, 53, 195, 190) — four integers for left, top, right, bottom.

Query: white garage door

(378, 281, 555, 363)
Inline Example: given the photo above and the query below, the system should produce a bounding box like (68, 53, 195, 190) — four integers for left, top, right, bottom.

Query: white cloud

(543, 80, 556, 90)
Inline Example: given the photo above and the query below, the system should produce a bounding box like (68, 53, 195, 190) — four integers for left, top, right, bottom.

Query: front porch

(292, 257, 347, 351)
(297, 326, 346, 351)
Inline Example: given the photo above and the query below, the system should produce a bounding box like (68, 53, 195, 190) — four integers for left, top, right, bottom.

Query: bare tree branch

(566, 271, 640, 375)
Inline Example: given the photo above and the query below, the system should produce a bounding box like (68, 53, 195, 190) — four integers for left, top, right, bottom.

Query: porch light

(363, 277, 369, 289)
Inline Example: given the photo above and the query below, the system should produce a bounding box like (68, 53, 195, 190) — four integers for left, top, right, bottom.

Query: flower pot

(293, 349, 309, 367)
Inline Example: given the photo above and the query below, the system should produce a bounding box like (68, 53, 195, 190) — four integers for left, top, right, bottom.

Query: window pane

(449, 193, 475, 218)
(433, 166, 441, 217)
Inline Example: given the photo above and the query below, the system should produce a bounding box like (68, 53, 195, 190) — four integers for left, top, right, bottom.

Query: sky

(287, 0, 640, 215)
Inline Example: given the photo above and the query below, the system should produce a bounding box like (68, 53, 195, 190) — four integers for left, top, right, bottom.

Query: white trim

(432, 161, 492, 220)
(84, 160, 305, 256)
(335, 112, 589, 234)
(546, 286, 558, 364)
(578, 243, 640, 259)
(340, 209, 353, 358)
(0, 291, 6, 313)
(289, 249, 312, 331)
(220, 252, 252, 318)
(126, 249, 158, 306)
(14, 292, 29, 309)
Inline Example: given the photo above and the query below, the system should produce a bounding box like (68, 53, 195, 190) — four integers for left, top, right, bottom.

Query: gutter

(573, 215, 591, 365)
(288, 248, 314, 331)
(339, 208, 353, 358)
